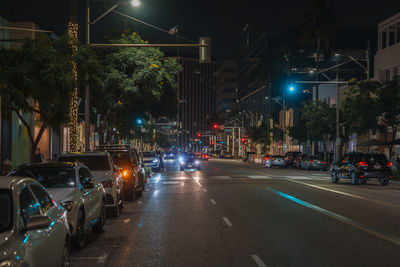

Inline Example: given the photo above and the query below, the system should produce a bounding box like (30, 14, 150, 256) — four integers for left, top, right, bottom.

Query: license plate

(374, 164, 381, 169)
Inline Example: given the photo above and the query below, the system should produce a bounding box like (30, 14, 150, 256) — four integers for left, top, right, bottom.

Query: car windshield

(58, 156, 110, 170)
(144, 152, 156, 157)
(109, 151, 132, 166)
(0, 189, 12, 233)
(13, 168, 76, 188)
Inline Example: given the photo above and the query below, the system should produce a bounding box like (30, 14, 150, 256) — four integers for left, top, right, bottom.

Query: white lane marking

(251, 254, 267, 267)
(163, 181, 179, 184)
(203, 188, 208, 192)
(72, 252, 109, 263)
(115, 218, 131, 223)
(248, 175, 271, 179)
(213, 176, 231, 179)
(210, 199, 216, 205)
(223, 217, 233, 227)
(289, 179, 400, 208)
(285, 176, 312, 180)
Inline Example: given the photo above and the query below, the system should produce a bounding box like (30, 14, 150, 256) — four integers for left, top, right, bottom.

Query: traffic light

(211, 141, 215, 145)
(197, 132, 201, 137)
(136, 118, 143, 125)
(241, 137, 245, 143)
(212, 123, 218, 130)
(288, 84, 296, 93)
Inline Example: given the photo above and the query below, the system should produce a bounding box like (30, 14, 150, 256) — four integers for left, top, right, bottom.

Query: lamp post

(85, 0, 140, 151)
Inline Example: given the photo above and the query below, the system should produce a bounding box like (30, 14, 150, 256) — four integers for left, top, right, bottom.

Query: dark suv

(96, 145, 146, 200)
(285, 152, 303, 168)
(330, 152, 392, 185)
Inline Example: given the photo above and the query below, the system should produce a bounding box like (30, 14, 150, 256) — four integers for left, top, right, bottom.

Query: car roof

(0, 176, 37, 189)
(61, 151, 109, 157)
(17, 162, 78, 169)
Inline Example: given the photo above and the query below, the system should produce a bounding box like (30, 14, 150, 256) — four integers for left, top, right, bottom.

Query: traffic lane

(73, 173, 250, 267)
(248, 178, 400, 244)
(205, 178, 400, 266)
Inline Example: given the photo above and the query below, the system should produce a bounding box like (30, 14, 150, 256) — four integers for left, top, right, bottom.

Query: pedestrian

(34, 147, 45, 163)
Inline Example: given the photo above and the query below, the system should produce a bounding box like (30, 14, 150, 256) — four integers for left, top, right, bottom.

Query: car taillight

(323, 161, 327, 164)
(265, 157, 269, 160)
(310, 160, 315, 163)
(387, 162, 393, 167)
(358, 162, 368, 167)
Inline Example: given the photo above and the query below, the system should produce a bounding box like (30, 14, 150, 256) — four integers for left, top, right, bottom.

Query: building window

(382, 31, 387, 49)
(389, 26, 395, 46)
(397, 23, 400, 44)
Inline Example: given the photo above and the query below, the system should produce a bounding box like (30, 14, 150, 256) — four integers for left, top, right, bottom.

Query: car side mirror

(25, 215, 50, 231)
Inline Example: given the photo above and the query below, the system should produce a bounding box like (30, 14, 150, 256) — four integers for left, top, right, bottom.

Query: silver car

(0, 176, 70, 267)
(57, 152, 124, 217)
(265, 155, 288, 168)
(143, 151, 161, 171)
(10, 162, 106, 248)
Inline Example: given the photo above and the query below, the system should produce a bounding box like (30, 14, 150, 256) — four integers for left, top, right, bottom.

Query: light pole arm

(91, 3, 119, 25)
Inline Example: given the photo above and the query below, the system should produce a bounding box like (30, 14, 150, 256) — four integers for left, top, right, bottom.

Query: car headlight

(153, 158, 159, 163)
(179, 157, 184, 163)
(194, 160, 200, 165)
(101, 179, 114, 188)
(61, 201, 75, 212)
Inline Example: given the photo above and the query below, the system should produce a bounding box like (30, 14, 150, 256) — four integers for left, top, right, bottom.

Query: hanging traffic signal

(212, 123, 218, 130)
(197, 132, 201, 137)
(241, 137, 245, 143)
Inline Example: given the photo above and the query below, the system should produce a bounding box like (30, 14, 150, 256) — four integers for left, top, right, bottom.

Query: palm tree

(300, 0, 338, 100)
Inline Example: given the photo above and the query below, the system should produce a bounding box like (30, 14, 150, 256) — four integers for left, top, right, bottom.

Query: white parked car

(0, 176, 70, 267)
(10, 162, 106, 248)
(57, 152, 124, 217)
(143, 151, 161, 171)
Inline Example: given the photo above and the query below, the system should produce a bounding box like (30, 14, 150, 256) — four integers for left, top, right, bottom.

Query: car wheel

(351, 172, 359, 185)
(72, 210, 85, 248)
(61, 238, 70, 267)
(331, 171, 339, 183)
(93, 201, 106, 233)
(380, 178, 389, 186)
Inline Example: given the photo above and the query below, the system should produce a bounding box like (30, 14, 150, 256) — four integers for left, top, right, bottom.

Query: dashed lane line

(210, 199, 217, 205)
(251, 254, 267, 267)
(203, 188, 208, 192)
(72, 252, 109, 263)
(223, 217, 233, 227)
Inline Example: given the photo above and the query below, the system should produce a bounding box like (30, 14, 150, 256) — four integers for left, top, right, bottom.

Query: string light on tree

(68, 22, 79, 152)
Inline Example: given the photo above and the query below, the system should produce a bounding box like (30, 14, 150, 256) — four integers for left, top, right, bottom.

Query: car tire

(72, 210, 85, 248)
(93, 201, 106, 233)
(61, 238, 70, 267)
(380, 178, 389, 186)
(331, 171, 339, 183)
(351, 172, 359, 185)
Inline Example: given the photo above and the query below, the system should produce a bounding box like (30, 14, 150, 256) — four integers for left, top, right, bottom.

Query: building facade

(216, 60, 239, 119)
(176, 57, 218, 150)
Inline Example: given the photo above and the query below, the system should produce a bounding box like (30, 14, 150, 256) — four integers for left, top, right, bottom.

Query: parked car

(285, 152, 303, 168)
(9, 162, 106, 248)
(143, 151, 161, 172)
(0, 176, 71, 267)
(266, 155, 288, 168)
(302, 156, 329, 171)
(163, 152, 178, 165)
(330, 152, 392, 185)
(97, 145, 146, 200)
(178, 153, 201, 170)
(57, 152, 124, 217)
(201, 153, 209, 161)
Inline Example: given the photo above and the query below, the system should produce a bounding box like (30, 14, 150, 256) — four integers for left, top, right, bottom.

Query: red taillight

(358, 162, 368, 166)
(323, 161, 327, 164)
(265, 157, 269, 160)
(360, 175, 365, 178)
(310, 160, 315, 163)
(387, 162, 393, 167)
(206, 155, 209, 159)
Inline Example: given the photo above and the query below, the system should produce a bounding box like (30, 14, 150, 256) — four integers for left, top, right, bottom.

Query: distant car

(285, 151, 303, 168)
(143, 151, 161, 172)
(57, 152, 124, 217)
(97, 146, 145, 201)
(330, 152, 392, 185)
(201, 153, 209, 161)
(163, 152, 178, 165)
(266, 155, 288, 168)
(178, 153, 201, 170)
(220, 151, 233, 159)
(0, 176, 71, 267)
(302, 156, 329, 171)
(9, 162, 106, 248)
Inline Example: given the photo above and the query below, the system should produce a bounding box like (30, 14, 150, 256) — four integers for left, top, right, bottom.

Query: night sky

(1, 0, 400, 60)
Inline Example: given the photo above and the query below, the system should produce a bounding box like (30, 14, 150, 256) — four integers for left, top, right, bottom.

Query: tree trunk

(30, 124, 47, 163)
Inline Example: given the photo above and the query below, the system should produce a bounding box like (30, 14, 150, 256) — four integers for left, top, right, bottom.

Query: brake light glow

(310, 160, 315, 163)
(358, 162, 368, 166)
(387, 162, 393, 167)
(323, 161, 327, 164)
(265, 157, 269, 160)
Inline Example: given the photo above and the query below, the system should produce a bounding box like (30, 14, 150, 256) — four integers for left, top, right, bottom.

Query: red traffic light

(212, 123, 218, 129)
(197, 132, 201, 137)
(241, 138, 245, 143)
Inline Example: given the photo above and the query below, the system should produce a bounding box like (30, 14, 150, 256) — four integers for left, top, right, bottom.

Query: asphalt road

(71, 158, 400, 267)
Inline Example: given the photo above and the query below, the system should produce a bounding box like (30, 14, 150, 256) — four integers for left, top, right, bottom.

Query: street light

(131, 0, 140, 7)
(136, 118, 143, 126)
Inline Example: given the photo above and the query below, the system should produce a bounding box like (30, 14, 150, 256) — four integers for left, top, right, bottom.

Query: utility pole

(85, 0, 90, 151)
(335, 68, 340, 162)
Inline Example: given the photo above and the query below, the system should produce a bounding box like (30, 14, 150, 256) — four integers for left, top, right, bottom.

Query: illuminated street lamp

(131, 0, 141, 7)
